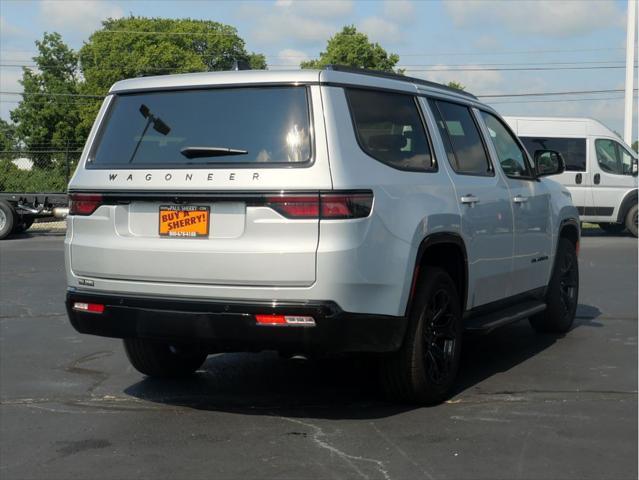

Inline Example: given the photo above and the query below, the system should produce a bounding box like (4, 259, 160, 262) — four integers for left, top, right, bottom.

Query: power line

(0, 91, 104, 98)
(2, 63, 634, 73)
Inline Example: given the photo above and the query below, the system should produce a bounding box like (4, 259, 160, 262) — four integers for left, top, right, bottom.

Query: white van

(504, 116, 638, 236)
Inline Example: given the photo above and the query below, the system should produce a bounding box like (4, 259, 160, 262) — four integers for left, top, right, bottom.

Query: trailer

(0, 192, 68, 239)
(0, 147, 80, 240)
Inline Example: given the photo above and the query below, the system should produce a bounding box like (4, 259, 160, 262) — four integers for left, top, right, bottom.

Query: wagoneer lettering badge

(107, 172, 261, 182)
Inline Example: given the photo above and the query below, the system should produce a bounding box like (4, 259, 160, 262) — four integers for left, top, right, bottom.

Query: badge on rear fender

(159, 205, 210, 238)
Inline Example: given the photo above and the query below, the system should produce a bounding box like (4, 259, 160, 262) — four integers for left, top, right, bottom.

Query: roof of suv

(108, 65, 481, 106)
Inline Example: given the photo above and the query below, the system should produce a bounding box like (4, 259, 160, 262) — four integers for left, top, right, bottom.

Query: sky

(0, 0, 637, 140)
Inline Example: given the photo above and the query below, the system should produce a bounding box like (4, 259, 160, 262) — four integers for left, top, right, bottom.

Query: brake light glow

(73, 302, 105, 314)
(255, 314, 316, 327)
(69, 193, 103, 216)
(264, 192, 373, 219)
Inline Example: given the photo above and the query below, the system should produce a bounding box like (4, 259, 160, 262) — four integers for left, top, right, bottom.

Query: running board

(464, 300, 546, 334)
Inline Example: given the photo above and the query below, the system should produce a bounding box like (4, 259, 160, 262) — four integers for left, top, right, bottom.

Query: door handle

(513, 195, 528, 204)
(594, 173, 601, 185)
(575, 173, 582, 184)
(460, 194, 480, 205)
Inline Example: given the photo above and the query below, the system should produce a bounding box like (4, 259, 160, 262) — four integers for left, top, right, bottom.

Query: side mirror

(632, 158, 638, 176)
(534, 149, 566, 177)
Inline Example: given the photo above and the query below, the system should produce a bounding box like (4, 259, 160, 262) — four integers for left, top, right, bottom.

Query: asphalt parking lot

(1, 231, 637, 480)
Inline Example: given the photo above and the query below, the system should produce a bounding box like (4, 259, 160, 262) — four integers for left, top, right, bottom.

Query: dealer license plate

(159, 205, 210, 238)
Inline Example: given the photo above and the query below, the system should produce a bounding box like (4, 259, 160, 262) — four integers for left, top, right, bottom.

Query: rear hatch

(69, 82, 332, 287)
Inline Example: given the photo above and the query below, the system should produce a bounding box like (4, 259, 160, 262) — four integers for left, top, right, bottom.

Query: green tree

(632, 140, 638, 153)
(77, 16, 267, 136)
(9, 32, 82, 151)
(0, 119, 17, 151)
(301, 25, 400, 72)
(447, 81, 465, 91)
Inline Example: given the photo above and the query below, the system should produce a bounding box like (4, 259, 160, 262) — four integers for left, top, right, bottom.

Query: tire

(598, 223, 625, 234)
(0, 201, 16, 240)
(530, 238, 579, 333)
(12, 217, 34, 234)
(625, 204, 638, 238)
(123, 338, 207, 378)
(380, 267, 463, 405)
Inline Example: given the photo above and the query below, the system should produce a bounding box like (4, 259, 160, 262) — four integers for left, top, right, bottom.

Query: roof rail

(324, 64, 478, 100)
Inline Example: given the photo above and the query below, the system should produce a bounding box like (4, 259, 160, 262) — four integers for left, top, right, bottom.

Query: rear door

(69, 85, 332, 287)
(429, 99, 514, 307)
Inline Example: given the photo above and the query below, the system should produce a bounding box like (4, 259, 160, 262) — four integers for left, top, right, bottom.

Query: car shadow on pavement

(581, 229, 635, 238)
(123, 303, 603, 419)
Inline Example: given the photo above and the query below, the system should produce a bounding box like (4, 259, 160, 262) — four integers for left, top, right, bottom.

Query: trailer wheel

(0, 201, 16, 240)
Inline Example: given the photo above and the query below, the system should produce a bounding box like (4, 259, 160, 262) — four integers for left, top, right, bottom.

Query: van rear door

(69, 85, 332, 287)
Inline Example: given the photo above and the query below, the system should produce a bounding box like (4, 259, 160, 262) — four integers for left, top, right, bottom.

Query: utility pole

(623, 0, 636, 145)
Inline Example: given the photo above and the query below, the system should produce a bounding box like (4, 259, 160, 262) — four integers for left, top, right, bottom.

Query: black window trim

(428, 98, 495, 178)
(478, 109, 538, 181)
(344, 87, 438, 173)
(85, 85, 316, 170)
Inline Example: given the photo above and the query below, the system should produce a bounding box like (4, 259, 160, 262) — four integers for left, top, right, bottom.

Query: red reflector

(73, 302, 105, 314)
(69, 193, 103, 216)
(255, 314, 316, 327)
(255, 314, 287, 325)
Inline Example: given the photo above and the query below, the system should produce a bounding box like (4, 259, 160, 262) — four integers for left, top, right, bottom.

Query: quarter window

(346, 89, 434, 171)
(595, 139, 635, 175)
(430, 99, 492, 176)
(520, 137, 586, 172)
(480, 111, 532, 178)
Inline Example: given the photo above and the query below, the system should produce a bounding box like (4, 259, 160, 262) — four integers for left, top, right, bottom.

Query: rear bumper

(65, 289, 407, 353)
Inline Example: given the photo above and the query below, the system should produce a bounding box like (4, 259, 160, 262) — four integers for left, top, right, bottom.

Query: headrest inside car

(367, 134, 407, 151)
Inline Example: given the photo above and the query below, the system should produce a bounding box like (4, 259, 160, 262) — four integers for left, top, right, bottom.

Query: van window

(480, 111, 532, 178)
(88, 87, 312, 169)
(345, 89, 434, 171)
(520, 137, 586, 172)
(430, 99, 492, 176)
(595, 139, 635, 175)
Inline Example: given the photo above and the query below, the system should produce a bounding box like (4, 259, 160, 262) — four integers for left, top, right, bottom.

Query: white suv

(65, 66, 580, 404)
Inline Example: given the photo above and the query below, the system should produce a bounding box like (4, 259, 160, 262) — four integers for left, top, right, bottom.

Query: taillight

(265, 195, 320, 219)
(321, 193, 373, 219)
(69, 193, 103, 216)
(264, 192, 373, 219)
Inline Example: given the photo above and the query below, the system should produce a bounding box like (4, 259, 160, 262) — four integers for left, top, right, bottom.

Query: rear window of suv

(88, 86, 312, 169)
(345, 88, 435, 172)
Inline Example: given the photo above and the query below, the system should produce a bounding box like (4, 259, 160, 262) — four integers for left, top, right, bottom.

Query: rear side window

(345, 89, 434, 172)
(430, 99, 492, 176)
(520, 137, 586, 172)
(89, 86, 312, 169)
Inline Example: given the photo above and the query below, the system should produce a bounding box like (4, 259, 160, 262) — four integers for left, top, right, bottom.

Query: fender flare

(405, 232, 469, 317)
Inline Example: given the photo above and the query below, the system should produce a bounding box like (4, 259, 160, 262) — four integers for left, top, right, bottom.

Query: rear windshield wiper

(180, 146, 248, 159)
